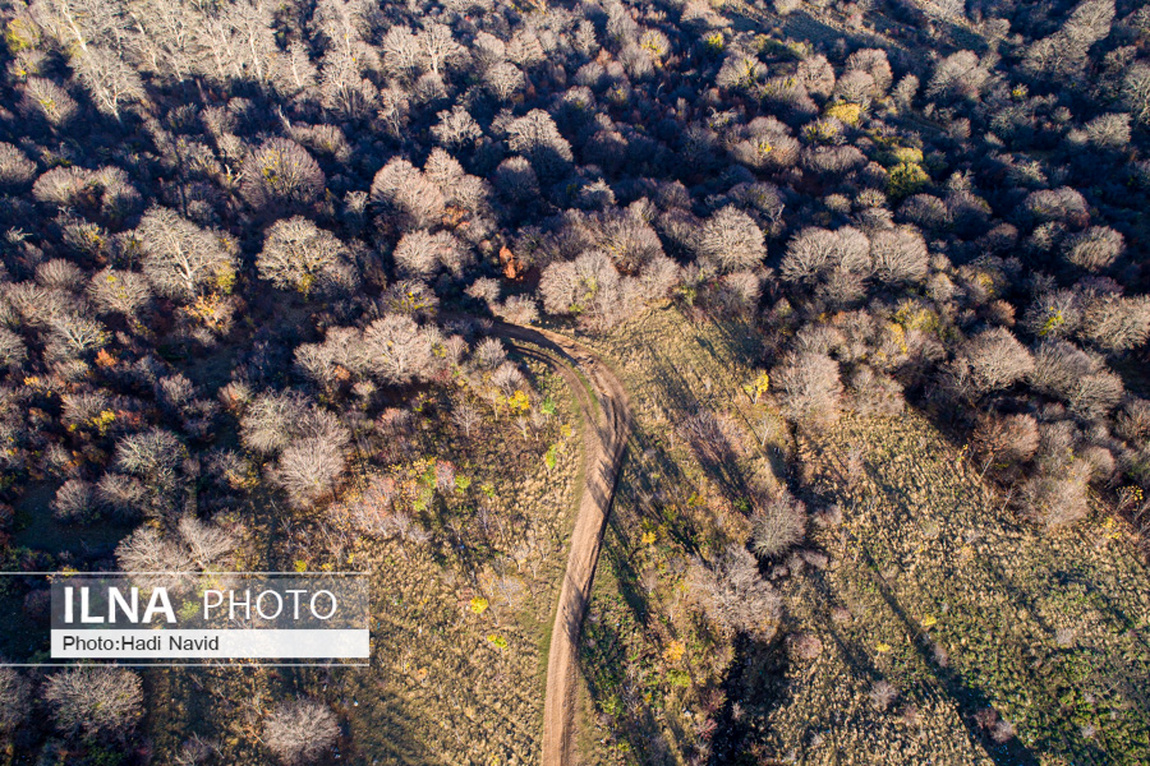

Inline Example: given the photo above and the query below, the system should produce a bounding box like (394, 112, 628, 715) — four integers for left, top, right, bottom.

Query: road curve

(492, 322, 631, 766)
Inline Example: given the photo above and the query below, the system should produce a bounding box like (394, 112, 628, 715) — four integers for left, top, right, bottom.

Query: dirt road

(494, 323, 631, 766)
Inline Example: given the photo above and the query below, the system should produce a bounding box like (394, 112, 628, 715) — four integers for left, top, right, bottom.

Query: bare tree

(751, 492, 807, 559)
(0, 142, 37, 188)
(781, 226, 871, 283)
(52, 478, 95, 522)
(264, 699, 340, 765)
(417, 22, 464, 76)
(1023, 187, 1089, 227)
(20, 77, 80, 127)
(689, 544, 781, 641)
(33, 166, 142, 225)
(45, 667, 143, 740)
(493, 156, 540, 203)
(846, 48, 892, 94)
(89, 267, 152, 319)
(432, 104, 482, 148)
(241, 138, 325, 213)
(506, 109, 573, 181)
(773, 351, 843, 427)
(274, 435, 346, 508)
(392, 229, 472, 278)
(370, 157, 445, 230)
(948, 328, 1033, 399)
(1124, 64, 1150, 124)
(72, 46, 146, 120)
(96, 472, 149, 519)
(870, 227, 928, 284)
(258, 217, 355, 296)
(294, 327, 366, 390)
(0, 327, 27, 370)
(46, 311, 109, 357)
(137, 207, 237, 303)
(115, 428, 186, 491)
(1062, 226, 1124, 271)
(1081, 113, 1131, 149)
(493, 295, 539, 325)
(484, 61, 525, 102)
(0, 668, 30, 734)
(453, 404, 482, 438)
(177, 516, 235, 570)
(1081, 295, 1150, 352)
(361, 314, 438, 384)
(926, 51, 989, 101)
(971, 413, 1039, 480)
(240, 392, 309, 455)
(697, 206, 765, 275)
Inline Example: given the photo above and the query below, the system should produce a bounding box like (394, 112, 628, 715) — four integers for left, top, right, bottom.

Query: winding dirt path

(493, 323, 631, 766)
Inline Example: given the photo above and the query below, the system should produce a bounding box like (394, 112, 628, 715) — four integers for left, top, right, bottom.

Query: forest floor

(569, 306, 1150, 766)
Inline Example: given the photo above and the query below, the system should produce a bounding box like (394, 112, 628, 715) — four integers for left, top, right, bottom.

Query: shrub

(1018, 461, 1092, 529)
(870, 680, 898, 711)
(264, 699, 340, 765)
(750, 492, 807, 559)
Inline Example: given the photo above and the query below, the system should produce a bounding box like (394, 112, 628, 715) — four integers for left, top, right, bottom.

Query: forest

(0, 0, 1149, 763)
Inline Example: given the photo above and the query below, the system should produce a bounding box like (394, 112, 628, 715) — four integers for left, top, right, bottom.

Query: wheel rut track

(492, 322, 631, 766)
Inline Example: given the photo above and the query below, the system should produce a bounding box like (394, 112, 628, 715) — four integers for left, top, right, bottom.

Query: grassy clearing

(571, 306, 1150, 765)
(780, 412, 1150, 765)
